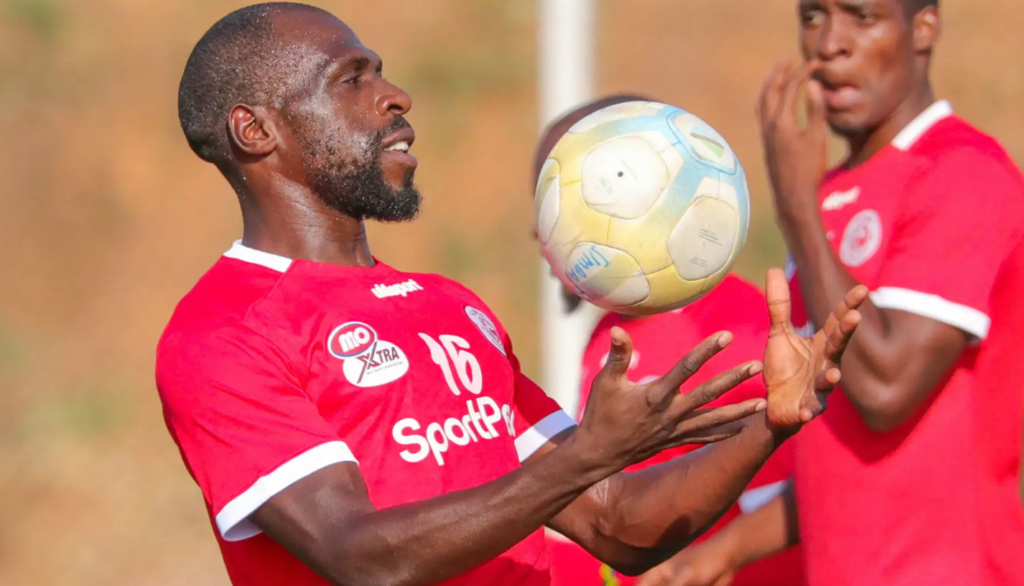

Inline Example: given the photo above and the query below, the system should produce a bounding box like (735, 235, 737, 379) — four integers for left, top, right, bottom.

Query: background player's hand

(763, 268, 867, 430)
(634, 537, 736, 586)
(576, 328, 767, 470)
(758, 60, 828, 218)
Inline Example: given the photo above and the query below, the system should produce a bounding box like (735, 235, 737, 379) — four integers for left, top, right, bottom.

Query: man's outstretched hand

(763, 268, 868, 430)
(576, 327, 768, 471)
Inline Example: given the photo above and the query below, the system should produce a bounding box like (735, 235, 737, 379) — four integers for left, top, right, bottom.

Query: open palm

(762, 268, 868, 430)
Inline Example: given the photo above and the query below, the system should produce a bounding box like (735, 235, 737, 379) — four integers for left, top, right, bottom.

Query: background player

(639, 1, 1024, 584)
(534, 97, 804, 586)
(156, 4, 866, 586)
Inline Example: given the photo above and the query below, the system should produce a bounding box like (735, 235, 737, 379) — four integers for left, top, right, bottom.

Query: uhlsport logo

(464, 306, 507, 356)
(372, 279, 423, 299)
(328, 322, 409, 387)
(822, 186, 860, 211)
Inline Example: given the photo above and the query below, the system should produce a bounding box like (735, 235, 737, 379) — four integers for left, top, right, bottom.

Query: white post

(537, 0, 600, 418)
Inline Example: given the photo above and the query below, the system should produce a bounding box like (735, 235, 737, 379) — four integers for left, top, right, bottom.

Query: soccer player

(533, 97, 804, 586)
(638, 1, 1024, 585)
(156, 4, 866, 586)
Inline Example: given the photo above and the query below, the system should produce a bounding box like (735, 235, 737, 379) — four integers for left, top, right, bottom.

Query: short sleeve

(871, 151, 1023, 340)
(502, 339, 575, 463)
(156, 324, 357, 542)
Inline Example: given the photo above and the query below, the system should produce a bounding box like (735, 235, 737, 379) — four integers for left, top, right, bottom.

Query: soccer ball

(535, 101, 751, 316)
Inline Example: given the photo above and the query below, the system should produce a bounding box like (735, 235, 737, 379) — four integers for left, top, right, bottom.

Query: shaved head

(178, 3, 421, 223)
(178, 2, 331, 168)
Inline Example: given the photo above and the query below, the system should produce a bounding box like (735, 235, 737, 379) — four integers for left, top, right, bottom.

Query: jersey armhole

(216, 441, 358, 542)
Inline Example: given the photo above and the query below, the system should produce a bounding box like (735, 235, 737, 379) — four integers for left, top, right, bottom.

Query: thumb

(806, 79, 827, 134)
(603, 326, 634, 378)
(764, 268, 792, 334)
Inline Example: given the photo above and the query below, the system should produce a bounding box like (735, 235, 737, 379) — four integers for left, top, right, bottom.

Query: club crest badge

(839, 209, 882, 267)
(465, 306, 506, 356)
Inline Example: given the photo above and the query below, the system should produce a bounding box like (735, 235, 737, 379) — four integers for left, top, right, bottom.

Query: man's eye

(856, 11, 877, 25)
(801, 11, 825, 27)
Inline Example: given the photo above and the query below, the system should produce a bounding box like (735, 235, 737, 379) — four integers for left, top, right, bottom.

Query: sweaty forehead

(268, 10, 368, 76)
(800, 0, 903, 11)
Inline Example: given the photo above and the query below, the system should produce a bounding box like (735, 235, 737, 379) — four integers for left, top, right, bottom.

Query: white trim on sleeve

(515, 410, 577, 462)
(870, 287, 990, 339)
(216, 441, 358, 542)
(738, 480, 788, 514)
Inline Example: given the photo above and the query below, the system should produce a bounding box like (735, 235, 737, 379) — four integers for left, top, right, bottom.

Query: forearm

(716, 482, 799, 569)
(778, 209, 902, 414)
(579, 413, 790, 574)
(265, 434, 615, 586)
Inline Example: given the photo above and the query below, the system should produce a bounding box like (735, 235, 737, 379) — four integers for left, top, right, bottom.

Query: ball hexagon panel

(671, 113, 738, 175)
(579, 130, 683, 221)
(667, 189, 739, 280)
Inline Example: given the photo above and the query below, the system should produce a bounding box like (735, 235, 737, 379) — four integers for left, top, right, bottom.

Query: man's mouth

(379, 125, 417, 168)
(384, 141, 410, 153)
(814, 73, 861, 111)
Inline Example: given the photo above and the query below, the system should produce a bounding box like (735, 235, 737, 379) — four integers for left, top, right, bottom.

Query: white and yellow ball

(536, 101, 751, 316)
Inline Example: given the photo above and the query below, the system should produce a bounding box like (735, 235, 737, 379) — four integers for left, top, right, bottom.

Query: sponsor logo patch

(328, 322, 409, 387)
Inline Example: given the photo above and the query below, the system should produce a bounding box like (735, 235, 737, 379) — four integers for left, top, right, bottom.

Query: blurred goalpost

(537, 0, 601, 417)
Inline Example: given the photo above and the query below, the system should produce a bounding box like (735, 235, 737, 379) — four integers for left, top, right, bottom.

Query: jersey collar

(891, 100, 953, 151)
(223, 240, 293, 272)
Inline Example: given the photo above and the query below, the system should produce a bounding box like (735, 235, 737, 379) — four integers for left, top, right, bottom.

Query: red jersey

(787, 101, 1024, 586)
(156, 242, 576, 586)
(548, 275, 805, 586)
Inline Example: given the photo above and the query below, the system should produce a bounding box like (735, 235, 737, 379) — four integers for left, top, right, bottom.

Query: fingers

(818, 283, 870, 339)
(806, 79, 827, 133)
(758, 60, 791, 127)
(823, 309, 862, 365)
(760, 60, 821, 132)
(601, 326, 634, 379)
(779, 63, 814, 124)
(674, 398, 767, 445)
(814, 366, 842, 393)
(655, 331, 735, 397)
(844, 283, 870, 310)
(677, 361, 764, 410)
(764, 268, 792, 334)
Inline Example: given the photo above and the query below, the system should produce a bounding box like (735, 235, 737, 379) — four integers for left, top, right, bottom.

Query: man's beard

(298, 119, 422, 222)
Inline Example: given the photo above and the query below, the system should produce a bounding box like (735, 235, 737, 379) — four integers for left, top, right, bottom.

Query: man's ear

(913, 6, 940, 54)
(228, 104, 278, 157)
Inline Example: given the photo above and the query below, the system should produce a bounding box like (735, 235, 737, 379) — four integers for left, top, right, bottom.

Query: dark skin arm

(632, 482, 800, 586)
(758, 61, 969, 432)
(543, 414, 788, 576)
(252, 332, 771, 586)
(546, 268, 864, 575)
(248, 270, 864, 586)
